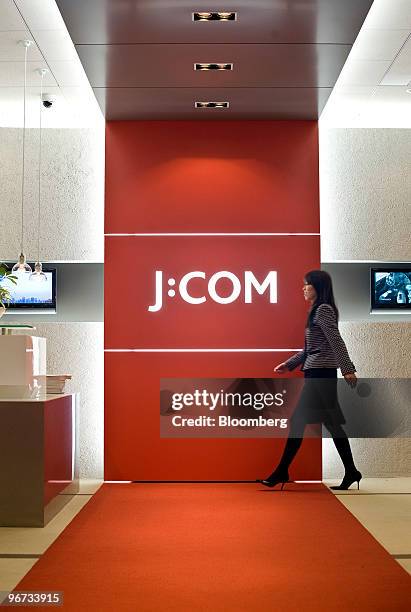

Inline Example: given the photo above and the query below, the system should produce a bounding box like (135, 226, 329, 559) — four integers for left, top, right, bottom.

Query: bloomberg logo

(148, 270, 277, 312)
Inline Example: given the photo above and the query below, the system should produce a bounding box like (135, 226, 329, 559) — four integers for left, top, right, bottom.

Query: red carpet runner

(15, 484, 411, 611)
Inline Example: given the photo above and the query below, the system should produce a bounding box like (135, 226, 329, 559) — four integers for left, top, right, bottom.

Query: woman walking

(258, 270, 362, 491)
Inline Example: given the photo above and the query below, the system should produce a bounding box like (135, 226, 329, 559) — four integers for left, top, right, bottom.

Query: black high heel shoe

(256, 469, 290, 490)
(330, 470, 362, 491)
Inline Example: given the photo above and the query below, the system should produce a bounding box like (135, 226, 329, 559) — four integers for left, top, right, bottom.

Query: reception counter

(0, 394, 79, 527)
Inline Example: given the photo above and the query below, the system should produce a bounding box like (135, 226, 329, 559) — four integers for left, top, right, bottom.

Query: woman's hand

(344, 372, 357, 388)
(274, 362, 288, 374)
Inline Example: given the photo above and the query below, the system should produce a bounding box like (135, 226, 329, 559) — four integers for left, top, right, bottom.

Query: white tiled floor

(0, 478, 409, 595)
(332, 494, 411, 553)
(0, 559, 38, 593)
(324, 477, 411, 575)
(77, 479, 104, 495)
(0, 496, 92, 558)
(397, 559, 411, 574)
(324, 477, 411, 494)
(0, 480, 103, 593)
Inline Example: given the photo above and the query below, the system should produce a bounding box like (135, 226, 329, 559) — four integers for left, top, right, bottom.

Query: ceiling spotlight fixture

(406, 89, 411, 94)
(195, 12, 212, 20)
(195, 101, 229, 109)
(195, 63, 233, 71)
(193, 12, 237, 21)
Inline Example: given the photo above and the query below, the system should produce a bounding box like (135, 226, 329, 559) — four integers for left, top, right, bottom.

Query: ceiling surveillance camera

(42, 93, 56, 108)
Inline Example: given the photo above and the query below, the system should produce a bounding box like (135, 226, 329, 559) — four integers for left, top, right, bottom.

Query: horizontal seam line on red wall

(104, 348, 303, 352)
(104, 233, 320, 236)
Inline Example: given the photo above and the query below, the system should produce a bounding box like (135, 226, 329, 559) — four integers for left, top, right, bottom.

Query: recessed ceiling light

(194, 63, 233, 71)
(406, 88, 411, 94)
(193, 12, 237, 21)
(195, 101, 230, 109)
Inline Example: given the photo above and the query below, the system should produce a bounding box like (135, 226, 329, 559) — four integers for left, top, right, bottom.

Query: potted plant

(0, 264, 17, 319)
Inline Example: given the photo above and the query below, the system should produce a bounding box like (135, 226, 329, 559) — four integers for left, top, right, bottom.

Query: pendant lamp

(13, 39, 33, 274)
(30, 68, 48, 282)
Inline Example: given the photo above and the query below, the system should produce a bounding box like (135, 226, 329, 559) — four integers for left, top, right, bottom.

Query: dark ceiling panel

(76, 43, 351, 89)
(93, 87, 332, 120)
(55, 0, 373, 119)
(56, 0, 373, 45)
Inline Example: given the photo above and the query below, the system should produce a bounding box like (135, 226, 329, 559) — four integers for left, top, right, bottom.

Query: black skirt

(291, 367, 346, 426)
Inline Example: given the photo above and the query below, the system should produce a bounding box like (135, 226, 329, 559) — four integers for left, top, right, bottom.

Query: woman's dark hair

(305, 270, 339, 327)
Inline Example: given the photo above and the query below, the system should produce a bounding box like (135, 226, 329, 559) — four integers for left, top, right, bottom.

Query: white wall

(0, 127, 104, 262)
(0, 125, 105, 478)
(40, 323, 104, 479)
(319, 128, 411, 262)
(323, 322, 411, 478)
(320, 126, 411, 478)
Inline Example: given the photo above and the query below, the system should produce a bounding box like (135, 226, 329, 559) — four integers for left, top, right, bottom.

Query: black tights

(275, 419, 356, 474)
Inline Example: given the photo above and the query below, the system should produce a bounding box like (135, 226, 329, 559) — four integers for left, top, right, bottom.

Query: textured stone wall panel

(0, 127, 104, 262)
(319, 128, 411, 262)
(323, 322, 411, 477)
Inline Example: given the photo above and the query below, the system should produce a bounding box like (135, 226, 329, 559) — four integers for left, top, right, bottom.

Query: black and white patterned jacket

(285, 303, 356, 375)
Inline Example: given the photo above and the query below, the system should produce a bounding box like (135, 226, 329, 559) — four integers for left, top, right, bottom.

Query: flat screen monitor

(0, 266, 56, 313)
(371, 269, 411, 311)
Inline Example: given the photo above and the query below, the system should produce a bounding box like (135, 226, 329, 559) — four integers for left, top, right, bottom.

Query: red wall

(105, 121, 321, 481)
(105, 121, 319, 234)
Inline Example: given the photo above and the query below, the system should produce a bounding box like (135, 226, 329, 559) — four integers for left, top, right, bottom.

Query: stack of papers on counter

(46, 374, 72, 394)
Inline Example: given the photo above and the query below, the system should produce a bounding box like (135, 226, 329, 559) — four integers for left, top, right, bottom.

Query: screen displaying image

(0, 268, 56, 311)
(371, 270, 411, 310)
